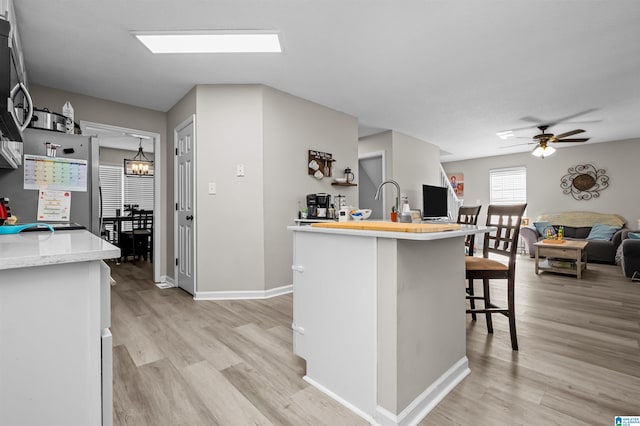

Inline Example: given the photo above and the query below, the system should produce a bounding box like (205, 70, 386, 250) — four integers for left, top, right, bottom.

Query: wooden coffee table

(534, 240, 589, 279)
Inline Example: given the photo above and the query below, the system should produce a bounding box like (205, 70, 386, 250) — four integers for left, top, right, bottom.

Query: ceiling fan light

(531, 145, 556, 158)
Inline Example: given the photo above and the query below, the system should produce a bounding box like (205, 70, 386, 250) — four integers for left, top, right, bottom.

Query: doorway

(358, 151, 385, 220)
(80, 121, 162, 284)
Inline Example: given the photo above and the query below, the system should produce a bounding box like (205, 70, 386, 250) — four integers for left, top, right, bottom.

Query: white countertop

(288, 223, 494, 240)
(0, 230, 120, 271)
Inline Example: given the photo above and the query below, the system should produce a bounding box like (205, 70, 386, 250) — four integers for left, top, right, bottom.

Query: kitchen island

(0, 230, 119, 426)
(288, 222, 491, 425)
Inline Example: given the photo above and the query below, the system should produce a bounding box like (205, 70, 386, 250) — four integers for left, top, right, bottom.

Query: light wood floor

(108, 257, 640, 425)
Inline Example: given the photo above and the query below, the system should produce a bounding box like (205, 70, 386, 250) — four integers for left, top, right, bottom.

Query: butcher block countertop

(311, 221, 461, 233)
(289, 221, 493, 241)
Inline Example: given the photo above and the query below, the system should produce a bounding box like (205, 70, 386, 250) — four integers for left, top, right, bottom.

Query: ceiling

(13, 1, 640, 162)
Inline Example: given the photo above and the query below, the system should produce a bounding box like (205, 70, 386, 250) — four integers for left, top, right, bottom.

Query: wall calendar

(23, 154, 88, 192)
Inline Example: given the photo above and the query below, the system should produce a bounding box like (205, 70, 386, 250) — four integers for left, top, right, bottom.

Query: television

(422, 184, 448, 219)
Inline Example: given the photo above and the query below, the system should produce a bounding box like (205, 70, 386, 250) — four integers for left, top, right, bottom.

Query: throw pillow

(586, 223, 620, 241)
(628, 232, 640, 240)
(534, 221, 555, 236)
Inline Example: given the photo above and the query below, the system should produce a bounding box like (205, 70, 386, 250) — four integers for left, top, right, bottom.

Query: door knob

(186, 215, 194, 221)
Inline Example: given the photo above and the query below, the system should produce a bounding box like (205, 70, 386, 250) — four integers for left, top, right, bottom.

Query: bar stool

(465, 203, 527, 350)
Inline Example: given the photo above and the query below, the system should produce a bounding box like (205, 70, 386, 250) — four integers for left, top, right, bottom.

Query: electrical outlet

(236, 164, 245, 177)
(208, 182, 216, 194)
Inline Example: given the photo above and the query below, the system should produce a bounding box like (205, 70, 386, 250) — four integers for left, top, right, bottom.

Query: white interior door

(175, 117, 195, 295)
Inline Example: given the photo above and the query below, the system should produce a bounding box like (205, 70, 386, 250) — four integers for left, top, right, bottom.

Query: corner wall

(194, 85, 265, 292)
(443, 138, 640, 227)
(262, 86, 358, 290)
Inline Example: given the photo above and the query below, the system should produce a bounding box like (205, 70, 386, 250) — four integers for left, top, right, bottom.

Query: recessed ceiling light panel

(133, 31, 282, 53)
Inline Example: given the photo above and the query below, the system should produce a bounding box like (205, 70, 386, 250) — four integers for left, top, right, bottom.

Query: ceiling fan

(504, 125, 590, 158)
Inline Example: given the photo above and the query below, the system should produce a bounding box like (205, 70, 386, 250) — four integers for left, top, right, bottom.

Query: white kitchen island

(0, 229, 119, 426)
(289, 223, 491, 426)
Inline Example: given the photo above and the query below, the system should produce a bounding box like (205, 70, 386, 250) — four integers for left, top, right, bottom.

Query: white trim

(194, 284, 292, 301)
(80, 120, 162, 284)
(157, 275, 175, 289)
(174, 115, 197, 294)
(302, 375, 377, 425)
(375, 357, 470, 426)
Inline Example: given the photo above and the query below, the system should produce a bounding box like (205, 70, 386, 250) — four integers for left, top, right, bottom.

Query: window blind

(124, 175, 154, 211)
(489, 166, 527, 205)
(99, 165, 123, 218)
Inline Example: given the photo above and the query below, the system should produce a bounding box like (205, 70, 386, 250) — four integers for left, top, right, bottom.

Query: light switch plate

(236, 164, 245, 177)
(208, 182, 216, 194)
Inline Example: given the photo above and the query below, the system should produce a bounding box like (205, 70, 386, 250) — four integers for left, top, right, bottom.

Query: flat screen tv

(422, 184, 448, 219)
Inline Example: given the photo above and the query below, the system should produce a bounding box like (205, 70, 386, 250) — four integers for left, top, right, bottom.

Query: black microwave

(0, 19, 33, 142)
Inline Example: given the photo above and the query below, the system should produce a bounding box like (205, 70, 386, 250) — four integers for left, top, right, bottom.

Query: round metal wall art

(560, 164, 609, 200)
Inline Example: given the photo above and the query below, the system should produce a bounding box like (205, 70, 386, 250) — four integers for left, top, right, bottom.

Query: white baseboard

(157, 276, 175, 289)
(375, 357, 470, 426)
(194, 284, 292, 300)
(303, 357, 469, 426)
(303, 375, 377, 425)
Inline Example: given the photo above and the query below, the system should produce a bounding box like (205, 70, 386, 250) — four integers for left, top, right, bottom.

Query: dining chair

(457, 205, 482, 320)
(465, 203, 527, 350)
(118, 209, 153, 263)
(457, 205, 482, 256)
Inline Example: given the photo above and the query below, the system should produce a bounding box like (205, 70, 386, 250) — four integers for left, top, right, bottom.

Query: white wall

(359, 130, 442, 218)
(262, 86, 358, 290)
(391, 131, 441, 212)
(194, 85, 265, 292)
(443, 138, 640, 227)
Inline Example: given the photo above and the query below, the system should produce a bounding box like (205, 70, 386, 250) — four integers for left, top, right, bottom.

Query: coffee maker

(306, 193, 331, 219)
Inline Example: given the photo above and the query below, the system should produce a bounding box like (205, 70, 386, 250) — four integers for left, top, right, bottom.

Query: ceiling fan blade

(544, 108, 599, 127)
(554, 129, 585, 139)
(554, 138, 590, 143)
(500, 142, 535, 148)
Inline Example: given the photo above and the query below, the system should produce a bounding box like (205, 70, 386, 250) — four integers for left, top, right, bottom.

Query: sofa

(520, 211, 627, 264)
(619, 230, 640, 278)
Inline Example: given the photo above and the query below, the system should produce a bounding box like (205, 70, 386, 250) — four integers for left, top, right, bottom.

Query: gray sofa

(620, 230, 640, 278)
(520, 212, 627, 265)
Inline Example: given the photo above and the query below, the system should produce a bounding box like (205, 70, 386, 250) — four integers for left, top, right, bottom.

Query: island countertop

(288, 222, 493, 240)
(0, 229, 120, 271)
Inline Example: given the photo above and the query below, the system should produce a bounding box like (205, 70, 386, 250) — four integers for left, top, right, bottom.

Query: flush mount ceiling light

(133, 30, 282, 53)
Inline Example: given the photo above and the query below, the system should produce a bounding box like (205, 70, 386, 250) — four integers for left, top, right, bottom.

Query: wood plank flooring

(108, 257, 640, 425)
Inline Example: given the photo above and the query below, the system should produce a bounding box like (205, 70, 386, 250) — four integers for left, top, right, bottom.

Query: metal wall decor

(560, 163, 609, 200)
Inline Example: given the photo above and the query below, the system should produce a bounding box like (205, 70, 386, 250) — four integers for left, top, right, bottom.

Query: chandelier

(124, 138, 154, 176)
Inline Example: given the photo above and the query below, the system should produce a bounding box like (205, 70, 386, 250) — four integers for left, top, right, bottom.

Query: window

(489, 166, 526, 205)
(99, 165, 154, 217)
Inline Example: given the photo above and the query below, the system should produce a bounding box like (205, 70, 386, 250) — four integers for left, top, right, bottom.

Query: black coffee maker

(307, 193, 331, 218)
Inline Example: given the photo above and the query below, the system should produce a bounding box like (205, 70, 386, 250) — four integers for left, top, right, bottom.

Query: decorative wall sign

(560, 163, 609, 200)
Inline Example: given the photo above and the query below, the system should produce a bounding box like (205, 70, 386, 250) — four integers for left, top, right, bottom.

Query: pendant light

(124, 138, 154, 176)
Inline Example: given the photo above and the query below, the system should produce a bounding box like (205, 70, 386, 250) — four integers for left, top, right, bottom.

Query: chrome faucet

(374, 180, 401, 212)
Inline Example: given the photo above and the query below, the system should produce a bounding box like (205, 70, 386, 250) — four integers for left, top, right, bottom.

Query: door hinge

(176, 258, 179, 266)
(175, 148, 178, 155)
(175, 203, 178, 211)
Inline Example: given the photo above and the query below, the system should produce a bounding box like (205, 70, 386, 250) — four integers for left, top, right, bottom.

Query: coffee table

(534, 240, 589, 279)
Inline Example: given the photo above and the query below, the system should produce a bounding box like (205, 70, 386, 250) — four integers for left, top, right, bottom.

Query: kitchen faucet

(374, 180, 401, 213)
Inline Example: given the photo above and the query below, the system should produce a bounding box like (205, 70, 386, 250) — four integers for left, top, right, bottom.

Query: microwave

(0, 18, 33, 142)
